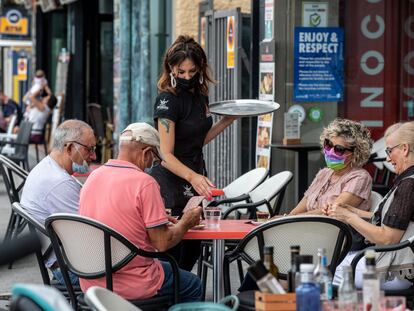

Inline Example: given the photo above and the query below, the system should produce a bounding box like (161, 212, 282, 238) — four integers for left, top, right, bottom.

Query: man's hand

(180, 206, 202, 229)
(167, 215, 178, 224)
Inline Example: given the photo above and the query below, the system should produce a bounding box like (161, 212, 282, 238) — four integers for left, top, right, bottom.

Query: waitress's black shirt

(153, 89, 213, 161)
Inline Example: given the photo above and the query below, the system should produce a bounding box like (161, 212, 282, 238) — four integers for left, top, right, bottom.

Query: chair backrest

(14, 121, 32, 157)
(235, 215, 352, 277)
(0, 155, 29, 204)
(249, 171, 293, 215)
(85, 286, 142, 311)
(7, 114, 17, 136)
(88, 103, 105, 139)
(370, 191, 383, 212)
(12, 202, 53, 285)
(223, 167, 268, 199)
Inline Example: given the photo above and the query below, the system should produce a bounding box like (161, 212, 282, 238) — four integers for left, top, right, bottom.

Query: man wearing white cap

(79, 122, 203, 302)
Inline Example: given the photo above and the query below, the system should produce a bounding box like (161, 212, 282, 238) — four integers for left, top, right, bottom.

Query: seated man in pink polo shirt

(79, 122, 203, 302)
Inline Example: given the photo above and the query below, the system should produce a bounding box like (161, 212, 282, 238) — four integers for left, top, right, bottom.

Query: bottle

(296, 264, 320, 311)
(362, 250, 380, 311)
(314, 248, 333, 301)
(338, 265, 357, 309)
(263, 246, 279, 279)
(287, 245, 300, 292)
(295, 255, 313, 288)
(247, 260, 286, 294)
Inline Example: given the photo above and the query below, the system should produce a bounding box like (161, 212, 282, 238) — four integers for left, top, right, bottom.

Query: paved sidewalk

(0, 147, 244, 305)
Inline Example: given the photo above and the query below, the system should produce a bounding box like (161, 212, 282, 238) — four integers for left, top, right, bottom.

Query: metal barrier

(201, 7, 250, 188)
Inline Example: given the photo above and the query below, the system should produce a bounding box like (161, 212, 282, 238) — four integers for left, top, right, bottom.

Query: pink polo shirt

(79, 159, 169, 300)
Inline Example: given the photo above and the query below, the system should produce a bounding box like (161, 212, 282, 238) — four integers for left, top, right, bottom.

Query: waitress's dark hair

(157, 35, 215, 96)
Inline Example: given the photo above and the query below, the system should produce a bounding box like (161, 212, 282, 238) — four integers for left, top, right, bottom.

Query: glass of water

(203, 206, 222, 228)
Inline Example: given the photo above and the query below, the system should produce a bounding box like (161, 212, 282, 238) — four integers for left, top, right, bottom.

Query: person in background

(22, 70, 53, 143)
(329, 121, 414, 290)
(0, 90, 21, 132)
(21, 119, 96, 286)
(290, 118, 373, 219)
(79, 122, 203, 301)
(150, 35, 237, 271)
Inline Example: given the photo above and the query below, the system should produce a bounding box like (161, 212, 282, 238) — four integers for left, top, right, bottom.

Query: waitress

(150, 35, 236, 271)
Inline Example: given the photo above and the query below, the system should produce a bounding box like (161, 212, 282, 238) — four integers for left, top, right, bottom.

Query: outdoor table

(271, 143, 320, 202)
(184, 219, 255, 302)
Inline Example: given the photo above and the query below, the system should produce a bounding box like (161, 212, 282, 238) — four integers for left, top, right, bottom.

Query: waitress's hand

(222, 116, 238, 123)
(189, 173, 215, 200)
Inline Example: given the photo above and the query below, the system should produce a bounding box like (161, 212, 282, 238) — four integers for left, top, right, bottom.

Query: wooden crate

(255, 292, 296, 311)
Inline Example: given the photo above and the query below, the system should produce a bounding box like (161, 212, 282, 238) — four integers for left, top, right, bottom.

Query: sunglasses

(385, 144, 401, 157)
(324, 139, 354, 156)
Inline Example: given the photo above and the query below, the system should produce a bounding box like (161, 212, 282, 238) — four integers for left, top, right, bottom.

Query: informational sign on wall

(259, 62, 275, 101)
(0, 8, 30, 38)
(256, 113, 274, 170)
(293, 27, 344, 102)
(302, 2, 328, 27)
(226, 16, 235, 69)
(264, 0, 274, 40)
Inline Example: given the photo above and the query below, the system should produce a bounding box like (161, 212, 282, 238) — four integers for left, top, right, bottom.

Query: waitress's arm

(158, 118, 214, 198)
(204, 116, 237, 145)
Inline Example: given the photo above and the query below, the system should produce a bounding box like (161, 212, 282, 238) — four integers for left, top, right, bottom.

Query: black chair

(0, 121, 33, 170)
(198, 171, 293, 298)
(46, 213, 180, 311)
(223, 215, 353, 296)
(0, 155, 29, 243)
(11, 202, 82, 298)
(350, 236, 414, 309)
(30, 123, 49, 164)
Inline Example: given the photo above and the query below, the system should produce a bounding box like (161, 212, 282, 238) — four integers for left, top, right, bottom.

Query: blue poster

(293, 27, 344, 102)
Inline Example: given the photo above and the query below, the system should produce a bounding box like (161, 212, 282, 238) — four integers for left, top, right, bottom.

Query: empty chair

(46, 213, 180, 311)
(209, 171, 293, 218)
(85, 286, 142, 311)
(0, 155, 29, 243)
(0, 121, 33, 170)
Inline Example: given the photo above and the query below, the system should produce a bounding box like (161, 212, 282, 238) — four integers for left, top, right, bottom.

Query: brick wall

(173, 0, 251, 41)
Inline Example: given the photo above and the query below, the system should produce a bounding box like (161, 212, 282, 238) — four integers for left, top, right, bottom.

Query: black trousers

(168, 240, 201, 272)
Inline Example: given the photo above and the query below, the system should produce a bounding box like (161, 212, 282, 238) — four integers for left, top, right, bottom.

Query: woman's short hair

(157, 35, 214, 96)
(320, 118, 373, 168)
(385, 121, 414, 149)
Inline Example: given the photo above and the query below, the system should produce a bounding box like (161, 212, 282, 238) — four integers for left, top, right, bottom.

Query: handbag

(168, 295, 239, 311)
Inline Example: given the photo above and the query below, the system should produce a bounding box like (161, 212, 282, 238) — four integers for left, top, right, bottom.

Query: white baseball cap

(120, 123, 164, 160)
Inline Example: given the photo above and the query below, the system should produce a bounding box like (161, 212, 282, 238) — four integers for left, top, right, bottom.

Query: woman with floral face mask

(289, 118, 373, 222)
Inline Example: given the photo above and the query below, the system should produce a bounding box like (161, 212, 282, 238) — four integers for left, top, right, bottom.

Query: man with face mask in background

(21, 119, 96, 285)
(78, 122, 203, 302)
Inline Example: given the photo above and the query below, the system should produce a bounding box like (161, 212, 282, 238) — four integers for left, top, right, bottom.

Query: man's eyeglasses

(142, 147, 162, 167)
(324, 138, 354, 156)
(68, 141, 96, 154)
(385, 144, 401, 157)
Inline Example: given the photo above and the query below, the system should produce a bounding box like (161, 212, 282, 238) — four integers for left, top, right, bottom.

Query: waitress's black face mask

(176, 73, 199, 90)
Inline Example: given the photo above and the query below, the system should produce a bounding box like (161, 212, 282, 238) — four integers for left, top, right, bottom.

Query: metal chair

(199, 171, 293, 298)
(46, 213, 180, 311)
(0, 121, 33, 170)
(85, 286, 142, 311)
(0, 155, 29, 243)
(11, 202, 82, 298)
(223, 215, 353, 295)
(211, 170, 293, 218)
(350, 236, 414, 309)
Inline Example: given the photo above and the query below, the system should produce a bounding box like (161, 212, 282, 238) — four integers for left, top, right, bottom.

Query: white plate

(209, 99, 280, 117)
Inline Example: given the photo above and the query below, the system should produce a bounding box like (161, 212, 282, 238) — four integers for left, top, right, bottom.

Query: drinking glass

(203, 206, 221, 228)
(256, 211, 270, 223)
(380, 296, 406, 310)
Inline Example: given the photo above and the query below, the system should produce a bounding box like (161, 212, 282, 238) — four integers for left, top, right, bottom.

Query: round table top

(184, 220, 256, 240)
